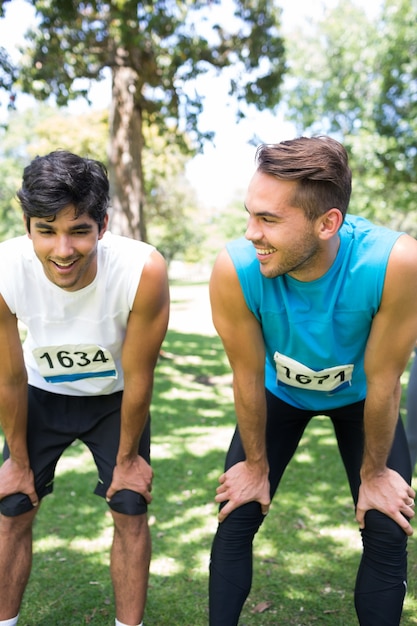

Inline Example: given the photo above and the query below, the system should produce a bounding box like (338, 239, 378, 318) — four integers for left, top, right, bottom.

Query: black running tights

(209, 393, 411, 626)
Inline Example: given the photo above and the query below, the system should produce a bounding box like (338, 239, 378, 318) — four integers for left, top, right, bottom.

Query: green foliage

(0, 1, 16, 102)
(0, 107, 48, 240)
(374, 0, 417, 185)
(200, 198, 249, 267)
(285, 1, 378, 137)
(0, 156, 23, 240)
(283, 0, 417, 232)
(213, 198, 248, 242)
(17, 0, 286, 147)
(142, 123, 205, 264)
(0, 44, 16, 95)
(1, 103, 108, 161)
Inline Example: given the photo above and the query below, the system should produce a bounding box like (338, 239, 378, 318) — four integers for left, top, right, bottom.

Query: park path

(168, 283, 216, 336)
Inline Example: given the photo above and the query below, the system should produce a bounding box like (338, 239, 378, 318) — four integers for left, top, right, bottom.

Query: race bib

(273, 352, 353, 392)
(32, 344, 117, 383)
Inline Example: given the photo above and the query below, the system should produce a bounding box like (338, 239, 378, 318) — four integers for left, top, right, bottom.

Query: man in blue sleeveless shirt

(208, 136, 417, 625)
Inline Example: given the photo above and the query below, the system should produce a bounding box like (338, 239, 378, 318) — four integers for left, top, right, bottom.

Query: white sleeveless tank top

(0, 232, 154, 395)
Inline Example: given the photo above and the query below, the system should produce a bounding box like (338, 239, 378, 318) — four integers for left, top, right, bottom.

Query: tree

(0, 1, 17, 111)
(282, 0, 417, 231)
(11, 0, 286, 240)
(143, 123, 204, 265)
(373, 0, 417, 188)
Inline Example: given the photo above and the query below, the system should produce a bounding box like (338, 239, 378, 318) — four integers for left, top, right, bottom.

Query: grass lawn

(1, 284, 417, 625)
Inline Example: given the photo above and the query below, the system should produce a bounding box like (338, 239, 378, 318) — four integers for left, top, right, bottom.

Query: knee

(361, 510, 408, 558)
(107, 488, 148, 516)
(214, 502, 265, 544)
(0, 493, 38, 517)
(0, 507, 37, 537)
(111, 510, 149, 539)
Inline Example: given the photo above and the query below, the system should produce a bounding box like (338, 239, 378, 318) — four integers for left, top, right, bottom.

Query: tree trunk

(108, 61, 147, 241)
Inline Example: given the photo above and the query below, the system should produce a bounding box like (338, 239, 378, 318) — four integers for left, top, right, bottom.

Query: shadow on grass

(7, 329, 417, 624)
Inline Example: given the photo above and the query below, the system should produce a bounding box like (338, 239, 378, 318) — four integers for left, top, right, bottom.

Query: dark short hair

(17, 150, 110, 231)
(255, 136, 352, 220)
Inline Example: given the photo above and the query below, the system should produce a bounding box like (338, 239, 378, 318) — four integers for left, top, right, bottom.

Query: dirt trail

(168, 283, 216, 336)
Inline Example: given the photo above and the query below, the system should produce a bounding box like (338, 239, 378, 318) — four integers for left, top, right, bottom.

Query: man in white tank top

(0, 151, 170, 626)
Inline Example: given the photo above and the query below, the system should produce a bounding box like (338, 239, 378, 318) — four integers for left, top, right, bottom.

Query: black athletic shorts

(0, 385, 151, 517)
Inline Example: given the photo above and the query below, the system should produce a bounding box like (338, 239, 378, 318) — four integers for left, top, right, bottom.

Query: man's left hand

(356, 467, 415, 535)
(106, 455, 153, 504)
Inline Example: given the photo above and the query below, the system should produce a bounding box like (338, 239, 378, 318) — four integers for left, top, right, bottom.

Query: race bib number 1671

(273, 352, 353, 392)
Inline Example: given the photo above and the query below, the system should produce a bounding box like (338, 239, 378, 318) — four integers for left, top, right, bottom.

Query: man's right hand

(0, 458, 38, 507)
(214, 460, 270, 523)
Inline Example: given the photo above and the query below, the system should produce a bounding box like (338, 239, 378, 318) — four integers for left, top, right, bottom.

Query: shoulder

(377, 233, 417, 312)
(99, 232, 157, 284)
(342, 215, 404, 269)
(100, 231, 155, 258)
(342, 214, 401, 244)
(133, 247, 168, 302)
(0, 236, 35, 281)
(211, 246, 240, 284)
(142, 248, 168, 281)
(226, 237, 256, 266)
(388, 232, 417, 274)
(210, 246, 251, 315)
(223, 238, 261, 285)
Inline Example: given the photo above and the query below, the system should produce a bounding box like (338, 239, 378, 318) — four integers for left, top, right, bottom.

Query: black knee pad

(106, 489, 148, 515)
(0, 493, 35, 516)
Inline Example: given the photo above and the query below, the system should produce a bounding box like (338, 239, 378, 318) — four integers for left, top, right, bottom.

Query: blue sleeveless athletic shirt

(226, 214, 402, 410)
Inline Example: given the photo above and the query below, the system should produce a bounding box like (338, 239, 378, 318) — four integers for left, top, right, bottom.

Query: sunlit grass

(1, 318, 417, 624)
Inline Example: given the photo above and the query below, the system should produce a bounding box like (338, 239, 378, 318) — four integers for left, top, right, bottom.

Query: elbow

(366, 374, 401, 401)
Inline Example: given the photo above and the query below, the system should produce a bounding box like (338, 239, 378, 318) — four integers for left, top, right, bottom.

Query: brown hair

(255, 136, 352, 220)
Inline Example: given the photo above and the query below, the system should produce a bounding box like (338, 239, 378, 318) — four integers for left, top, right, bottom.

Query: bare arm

(106, 249, 169, 503)
(356, 234, 417, 535)
(0, 294, 38, 505)
(210, 248, 270, 522)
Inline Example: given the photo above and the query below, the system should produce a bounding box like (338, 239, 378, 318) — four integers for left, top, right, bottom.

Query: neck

(289, 234, 341, 282)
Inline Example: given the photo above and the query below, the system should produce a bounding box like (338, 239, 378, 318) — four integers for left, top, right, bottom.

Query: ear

(98, 213, 109, 240)
(317, 208, 343, 240)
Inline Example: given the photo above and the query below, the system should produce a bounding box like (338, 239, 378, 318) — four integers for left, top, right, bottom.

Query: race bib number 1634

(33, 344, 117, 383)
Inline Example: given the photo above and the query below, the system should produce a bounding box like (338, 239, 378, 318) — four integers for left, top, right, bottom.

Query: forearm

(233, 372, 268, 470)
(361, 378, 401, 477)
(0, 378, 29, 464)
(117, 377, 153, 462)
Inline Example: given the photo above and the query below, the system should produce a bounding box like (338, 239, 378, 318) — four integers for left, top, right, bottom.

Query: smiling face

(27, 205, 108, 291)
(244, 171, 340, 282)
